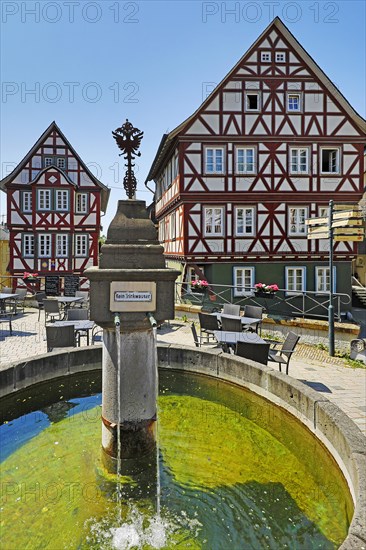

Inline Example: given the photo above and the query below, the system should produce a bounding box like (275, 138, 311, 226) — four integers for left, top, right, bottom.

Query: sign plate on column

(110, 281, 156, 312)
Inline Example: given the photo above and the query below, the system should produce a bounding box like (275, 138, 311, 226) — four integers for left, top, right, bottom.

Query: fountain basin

(0, 345, 365, 549)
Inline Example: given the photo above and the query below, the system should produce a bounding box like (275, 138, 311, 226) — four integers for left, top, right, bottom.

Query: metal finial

(112, 119, 144, 199)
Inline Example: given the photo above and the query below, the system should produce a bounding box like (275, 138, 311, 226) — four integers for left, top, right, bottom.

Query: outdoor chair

(13, 288, 27, 314)
(222, 303, 241, 316)
(43, 299, 62, 324)
(0, 313, 13, 336)
(243, 305, 263, 334)
(66, 308, 89, 320)
(92, 326, 103, 344)
(198, 312, 219, 343)
(67, 308, 89, 345)
(46, 325, 76, 352)
(190, 322, 201, 347)
(220, 314, 242, 332)
(2, 287, 12, 294)
(236, 341, 270, 365)
(2, 288, 17, 314)
(35, 292, 46, 321)
(75, 290, 89, 309)
(266, 331, 300, 375)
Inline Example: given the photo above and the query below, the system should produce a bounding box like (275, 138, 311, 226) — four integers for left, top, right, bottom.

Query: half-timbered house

(0, 121, 110, 291)
(146, 17, 365, 301)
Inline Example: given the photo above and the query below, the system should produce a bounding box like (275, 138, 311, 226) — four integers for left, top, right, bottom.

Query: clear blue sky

(1, 0, 365, 231)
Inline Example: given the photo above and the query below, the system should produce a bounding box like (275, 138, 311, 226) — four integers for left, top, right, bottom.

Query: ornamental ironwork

(112, 119, 144, 199)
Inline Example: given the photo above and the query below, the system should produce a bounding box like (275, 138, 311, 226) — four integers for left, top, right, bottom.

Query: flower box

(191, 280, 209, 292)
(254, 290, 275, 299)
(23, 272, 39, 283)
(254, 283, 279, 298)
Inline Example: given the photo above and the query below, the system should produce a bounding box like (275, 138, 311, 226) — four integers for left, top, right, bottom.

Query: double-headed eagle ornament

(112, 119, 144, 199)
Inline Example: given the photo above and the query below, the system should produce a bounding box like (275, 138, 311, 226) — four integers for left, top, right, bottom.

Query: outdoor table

(52, 320, 95, 346)
(54, 296, 84, 317)
(211, 312, 262, 330)
(213, 330, 265, 347)
(0, 293, 19, 313)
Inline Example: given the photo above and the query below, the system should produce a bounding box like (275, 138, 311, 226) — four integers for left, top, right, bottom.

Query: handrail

(175, 282, 351, 321)
(352, 276, 365, 289)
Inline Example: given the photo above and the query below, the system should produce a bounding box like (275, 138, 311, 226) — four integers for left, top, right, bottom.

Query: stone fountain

(86, 120, 179, 473)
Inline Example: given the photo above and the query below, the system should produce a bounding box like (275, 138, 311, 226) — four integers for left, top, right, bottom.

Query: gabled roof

(146, 17, 366, 183)
(28, 165, 78, 187)
(0, 121, 110, 212)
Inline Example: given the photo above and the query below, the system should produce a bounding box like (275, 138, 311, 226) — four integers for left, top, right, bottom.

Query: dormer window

(261, 51, 271, 62)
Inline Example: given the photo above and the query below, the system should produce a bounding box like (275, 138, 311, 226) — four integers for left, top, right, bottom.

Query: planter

(23, 278, 39, 284)
(254, 291, 276, 299)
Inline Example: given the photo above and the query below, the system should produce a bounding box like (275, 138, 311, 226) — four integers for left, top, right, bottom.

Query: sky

(1, 0, 365, 232)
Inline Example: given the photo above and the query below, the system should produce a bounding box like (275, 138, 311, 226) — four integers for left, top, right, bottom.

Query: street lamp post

(328, 199, 335, 357)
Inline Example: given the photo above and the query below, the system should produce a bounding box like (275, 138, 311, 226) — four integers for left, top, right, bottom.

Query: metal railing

(175, 282, 351, 321)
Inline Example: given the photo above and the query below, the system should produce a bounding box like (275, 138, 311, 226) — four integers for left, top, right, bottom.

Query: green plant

(344, 358, 366, 369)
(315, 343, 366, 369)
(181, 314, 188, 323)
(315, 342, 328, 351)
(261, 332, 281, 342)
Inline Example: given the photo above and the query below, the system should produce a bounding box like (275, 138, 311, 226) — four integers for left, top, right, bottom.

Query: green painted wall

(201, 261, 352, 317)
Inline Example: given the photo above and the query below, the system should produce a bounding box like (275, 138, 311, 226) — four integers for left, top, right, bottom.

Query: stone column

(86, 200, 179, 474)
(101, 328, 157, 472)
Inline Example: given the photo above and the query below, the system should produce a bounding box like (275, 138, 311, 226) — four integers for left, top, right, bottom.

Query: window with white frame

(204, 207, 224, 236)
(187, 266, 205, 284)
(22, 191, 32, 213)
(235, 207, 255, 236)
(205, 148, 224, 173)
(57, 157, 66, 169)
(56, 234, 68, 257)
(321, 148, 339, 173)
(261, 52, 271, 62)
(245, 92, 260, 111)
(289, 207, 307, 235)
(75, 193, 88, 214)
(158, 220, 165, 242)
(286, 267, 306, 294)
(316, 266, 336, 293)
(37, 189, 51, 211)
(318, 206, 329, 218)
(234, 267, 255, 296)
(75, 234, 88, 257)
(169, 211, 176, 240)
(236, 148, 255, 174)
(287, 93, 301, 112)
(275, 52, 285, 62)
(38, 234, 52, 257)
(55, 189, 69, 211)
(290, 148, 309, 174)
(44, 157, 53, 167)
(23, 234, 34, 257)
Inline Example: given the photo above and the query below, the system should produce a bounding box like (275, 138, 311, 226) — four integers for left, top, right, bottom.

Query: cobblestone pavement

(1, 309, 365, 435)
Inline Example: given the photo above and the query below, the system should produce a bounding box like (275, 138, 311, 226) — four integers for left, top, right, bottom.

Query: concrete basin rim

(0, 343, 364, 548)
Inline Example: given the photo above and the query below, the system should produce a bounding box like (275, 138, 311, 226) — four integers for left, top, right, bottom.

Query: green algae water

(0, 370, 353, 549)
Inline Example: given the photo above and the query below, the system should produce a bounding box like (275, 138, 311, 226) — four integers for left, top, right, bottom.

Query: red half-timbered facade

(0, 121, 110, 290)
(146, 18, 365, 297)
